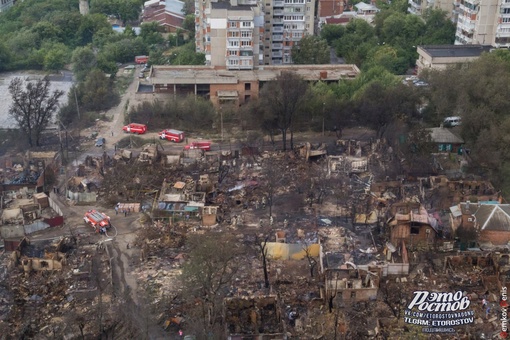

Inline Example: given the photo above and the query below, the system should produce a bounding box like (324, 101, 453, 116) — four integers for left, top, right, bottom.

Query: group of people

(115, 203, 132, 216)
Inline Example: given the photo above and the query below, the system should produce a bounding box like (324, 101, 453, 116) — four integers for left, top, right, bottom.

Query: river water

(0, 72, 74, 129)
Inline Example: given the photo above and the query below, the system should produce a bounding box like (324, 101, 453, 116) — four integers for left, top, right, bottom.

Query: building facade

(195, 0, 315, 68)
(454, 0, 510, 47)
(0, 0, 14, 12)
(143, 0, 186, 32)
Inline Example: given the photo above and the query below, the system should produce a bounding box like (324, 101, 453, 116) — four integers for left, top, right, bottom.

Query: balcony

(272, 51, 283, 57)
(272, 35, 284, 41)
(272, 43, 283, 49)
(273, 18, 284, 23)
(273, 26, 284, 33)
(273, 9, 284, 15)
(274, 0, 284, 5)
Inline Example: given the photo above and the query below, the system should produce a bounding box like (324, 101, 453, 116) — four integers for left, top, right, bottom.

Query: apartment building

(454, 0, 510, 47)
(0, 0, 14, 12)
(408, 0, 454, 17)
(263, 0, 315, 64)
(195, 0, 315, 68)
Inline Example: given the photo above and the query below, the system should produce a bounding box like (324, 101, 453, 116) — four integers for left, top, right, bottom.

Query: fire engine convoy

(159, 129, 185, 142)
(122, 123, 147, 134)
(84, 210, 111, 233)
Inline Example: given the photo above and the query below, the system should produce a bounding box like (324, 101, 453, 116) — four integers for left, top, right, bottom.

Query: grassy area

(116, 73, 134, 95)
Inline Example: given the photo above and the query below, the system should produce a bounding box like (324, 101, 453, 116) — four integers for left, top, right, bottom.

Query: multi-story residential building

(142, 0, 186, 32)
(196, 0, 315, 68)
(408, 0, 454, 18)
(0, 0, 14, 12)
(196, 0, 264, 69)
(263, 0, 315, 64)
(454, 0, 510, 47)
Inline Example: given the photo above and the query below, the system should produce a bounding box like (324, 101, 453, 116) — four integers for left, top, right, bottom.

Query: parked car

(95, 137, 105, 147)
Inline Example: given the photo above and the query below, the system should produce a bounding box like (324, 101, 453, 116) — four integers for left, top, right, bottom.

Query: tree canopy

(8, 77, 64, 147)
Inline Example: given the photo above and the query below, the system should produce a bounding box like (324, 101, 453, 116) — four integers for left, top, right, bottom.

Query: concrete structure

(0, 0, 14, 13)
(416, 45, 492, 74)
(454, 0, 510, 47)
(195, 0, 315, 67)
(408, 0, 455, 17)
(143, 0, 185, 32)
(149, 64, 359, 106)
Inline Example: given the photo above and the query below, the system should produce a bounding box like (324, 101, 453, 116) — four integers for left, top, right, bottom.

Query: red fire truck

(84, 210, 111, 232)
(159, 129, 185, 142)
(123, 123, 147, 134)
(184, 141, 212, 151)
(135, 55, 149, 64)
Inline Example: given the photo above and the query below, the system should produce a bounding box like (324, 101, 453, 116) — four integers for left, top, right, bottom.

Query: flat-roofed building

(148, 64, 360, 106)
(416, 44, 492, 74)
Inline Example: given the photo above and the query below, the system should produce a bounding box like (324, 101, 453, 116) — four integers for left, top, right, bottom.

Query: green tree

(8, 77, 64, 147)
(140, 22, 165, 46)
(258, 72, 309, 151)
(292, 35, 330, 64)
(72, 46, 97, 81)
(0, 42, 11, 71)
(77, 13, 111, 45)
(422, 9, 456, 45)
(31, 21, 62, 46)
(181, 233, 243, 338)
(182, 14, 196, 35)
(79, 69, 119, 111)
(320, 24, 345, 45)
(42, 42, 70, 71)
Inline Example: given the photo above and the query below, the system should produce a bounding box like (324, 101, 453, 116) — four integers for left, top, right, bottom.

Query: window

(229, 21, 237, 28)
(228, 50, 238, 56)
(503, 8, 510, 13)
(228, 59, 239, 65)
(229, 32, 239, 37)
(410, 226, 420, 235)
(242, 21, 252, 27)
(241, 41, 251, 46)
(228, 41, 239, 47)
(306, 6, 310, 11)
(241, 31, 252, 37)
(350, 291, 356, 299)
(245, 83, 251, 90)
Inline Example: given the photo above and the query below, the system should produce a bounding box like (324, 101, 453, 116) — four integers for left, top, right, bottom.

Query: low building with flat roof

(148, 64, 360, 107)
(416, 45, 492, 74)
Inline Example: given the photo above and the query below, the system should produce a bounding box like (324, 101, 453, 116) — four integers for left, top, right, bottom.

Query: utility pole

(74, 87, 80, 120)
(220, 107, 224, 142)
(322, 102, 325, 137)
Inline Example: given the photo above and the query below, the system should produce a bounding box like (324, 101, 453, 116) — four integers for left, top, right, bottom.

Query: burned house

(155, 179, 206, 217)
(387, 202, 439, 249)
(11, 236, 75, 271)
(224, 296, 284, 339)
(321, 253, 380, 304)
